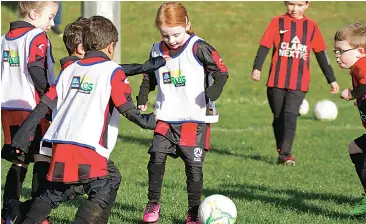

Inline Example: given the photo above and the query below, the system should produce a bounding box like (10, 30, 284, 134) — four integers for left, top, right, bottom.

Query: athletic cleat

(185, 206, 200, 224)
(42, 218, 52, 224)
(143, 201, 160, 223)
(350, 194, 366, 217)
(278, 155, 296, 166)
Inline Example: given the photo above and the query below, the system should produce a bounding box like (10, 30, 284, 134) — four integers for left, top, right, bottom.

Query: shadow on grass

(204, 183, 359, 221)
(210, 146, 276, 165)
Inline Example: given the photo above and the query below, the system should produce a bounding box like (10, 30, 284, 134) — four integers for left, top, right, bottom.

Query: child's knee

(349, 141, 363, 154)
(12, 162, 28, 169)
(33, 154, 51, 163)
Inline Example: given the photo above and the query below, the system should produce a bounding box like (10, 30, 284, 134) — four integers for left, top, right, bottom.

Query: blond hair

(155, 2, 194, 35)
(334, 23, 366, 50)
(17, 1, 58, 19)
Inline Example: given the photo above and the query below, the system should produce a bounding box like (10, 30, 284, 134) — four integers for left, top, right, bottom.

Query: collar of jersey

(159, 34, 195, 59)
(77, 51, 110, 66)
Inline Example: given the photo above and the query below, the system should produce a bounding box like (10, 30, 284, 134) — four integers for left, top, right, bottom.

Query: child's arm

(120, 56, 167, 77)
(10, 86, 58, 154)
(252, 17, 277, 81)
(341, 68, 366, 100)
(312, 24, 339, 94)
(136, 71, 157, 111)
(27, 34, 51, 95)
(194, 40, 228, 101)
(111, 68, 156, 129)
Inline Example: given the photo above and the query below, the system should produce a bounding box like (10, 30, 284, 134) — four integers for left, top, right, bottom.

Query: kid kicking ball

(313, 99, 338, 121)
(198, 194, 237, 224)
(299, 99, 309, 116)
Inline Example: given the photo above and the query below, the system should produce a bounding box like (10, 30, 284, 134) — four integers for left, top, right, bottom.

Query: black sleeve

(11, 101, 50, 153)
(352, 84, 366, 99)
(195, 40, 229, 101)
(120, 56, 166, 77)
(315, 51, 336, 84)
(136, 71, 157, 106)
(27, 66, 49, 95)
(253, 45, 270, 71)
(121, 107, 156, 130)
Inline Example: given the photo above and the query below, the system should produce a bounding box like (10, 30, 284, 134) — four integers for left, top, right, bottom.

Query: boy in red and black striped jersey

(251, 1, 339, 165)
(335, 23, 366, 218)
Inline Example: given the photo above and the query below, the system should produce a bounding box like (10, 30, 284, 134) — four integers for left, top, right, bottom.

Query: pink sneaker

(186, 206, 200, 224)
(143, 202, 160, 223)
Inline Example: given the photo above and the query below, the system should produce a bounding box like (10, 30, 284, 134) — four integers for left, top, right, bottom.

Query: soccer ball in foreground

(313, 99, 338, 121)
(299, 99, 309, 116)
(198, 194, 237, 224)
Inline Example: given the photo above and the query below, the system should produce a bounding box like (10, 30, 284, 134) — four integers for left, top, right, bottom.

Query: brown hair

(155, 2, 194, 35)
(63, 17, 89, 55)
(82, 16, 118, 52)
(17, 1, 58, 19)
(334, 23, 366, 50)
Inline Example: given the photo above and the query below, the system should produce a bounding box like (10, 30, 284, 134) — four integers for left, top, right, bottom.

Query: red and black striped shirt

(351, 57, 366, 129)
(260, 14, 326, 92)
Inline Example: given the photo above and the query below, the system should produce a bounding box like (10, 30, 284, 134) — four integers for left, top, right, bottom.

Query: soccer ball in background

(299, 99, 309, 116)
(198, 194, 237, 224)
(313, 99, 338, 121)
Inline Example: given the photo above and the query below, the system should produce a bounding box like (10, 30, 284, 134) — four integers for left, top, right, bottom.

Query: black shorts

(354, 134, 366, 151)
(148, 134, 207, 167)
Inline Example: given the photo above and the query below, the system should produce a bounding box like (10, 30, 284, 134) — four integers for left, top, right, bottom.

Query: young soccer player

(11, 16, 167, 223)
(14, 15, 157, 224)
(137, 2, 228, 223)
(251, 1, 339, 165)
(335, 23, 366, 218)
(0, 2, 59, 223)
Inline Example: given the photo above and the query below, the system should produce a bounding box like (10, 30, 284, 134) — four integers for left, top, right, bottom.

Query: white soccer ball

(198, 194, 237, 224)
(313, 99, 338, 121)
(299, 99, 309, 116)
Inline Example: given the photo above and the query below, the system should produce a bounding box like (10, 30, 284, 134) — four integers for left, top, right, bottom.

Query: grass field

(2, 1, 366, 223)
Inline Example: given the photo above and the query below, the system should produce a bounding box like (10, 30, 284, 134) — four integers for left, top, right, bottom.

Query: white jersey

(151, 35, 216, 123)
(1, 28, 55, 111)
(42, 60, 121, 159)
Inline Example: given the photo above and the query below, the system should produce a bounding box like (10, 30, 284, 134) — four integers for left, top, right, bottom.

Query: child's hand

(340, 88, 354, 101)
(138, 105, 147, 112)
(330, 81, 339, 94)
(163, 55, 171, 61)
(251, 69, 261, 81)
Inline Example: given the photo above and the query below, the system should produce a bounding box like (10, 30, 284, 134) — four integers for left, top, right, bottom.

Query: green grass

(2, 1, 366, 223)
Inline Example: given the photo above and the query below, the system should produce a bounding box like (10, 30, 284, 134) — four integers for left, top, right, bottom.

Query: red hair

(155, 2, 194, 35)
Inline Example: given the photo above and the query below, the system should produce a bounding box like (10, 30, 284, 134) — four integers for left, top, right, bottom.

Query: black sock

(98, 189, 117, 224)
(147, 163, 165, 202)
(1, 164, 27, 219)
(31, 161, 50, 199)
(186, 166, 203, 208)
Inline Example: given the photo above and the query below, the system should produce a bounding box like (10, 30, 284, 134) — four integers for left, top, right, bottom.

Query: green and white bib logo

(8, 50, 20, 66)
(71, 76, 94, 94)
(170, 70, 186, 87)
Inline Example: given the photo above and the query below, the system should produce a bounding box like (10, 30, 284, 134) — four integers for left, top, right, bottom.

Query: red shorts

(1, 109, 50, 163)
(47, 143, 108, 184)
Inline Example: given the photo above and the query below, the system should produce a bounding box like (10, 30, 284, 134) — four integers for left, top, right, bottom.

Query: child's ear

(108, 42, 115, 54)
(29, 9, 37, 21)
(185, 21, 191, 33)
(357, 47, 365, 57)
(76, 44, 85, 55)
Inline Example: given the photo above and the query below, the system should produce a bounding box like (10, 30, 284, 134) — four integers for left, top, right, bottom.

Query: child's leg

(179, 145, 206, 222)
(31, 155, 51, 199)
(98, 160, 121, 224)
(1, 162, 28, 220)
(74, 178, 110, 223)
(267, 87, 286, 151)
(280, 90, 305, 157)
(349, 136, 366, 192)
(20, 182, 70, 224)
